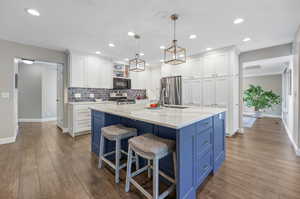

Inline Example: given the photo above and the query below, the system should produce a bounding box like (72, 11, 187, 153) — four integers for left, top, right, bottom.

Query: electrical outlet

(89, 93, 95, 98)
(74, 93, 81, 98)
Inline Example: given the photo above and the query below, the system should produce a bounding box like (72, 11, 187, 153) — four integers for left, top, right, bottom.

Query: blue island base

(91, 110, 225, 199)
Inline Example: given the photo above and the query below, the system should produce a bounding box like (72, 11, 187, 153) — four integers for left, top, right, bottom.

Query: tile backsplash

(68, 87, 147, 102)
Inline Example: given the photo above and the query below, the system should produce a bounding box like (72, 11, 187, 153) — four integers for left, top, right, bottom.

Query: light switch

(1, 92, 9, 99)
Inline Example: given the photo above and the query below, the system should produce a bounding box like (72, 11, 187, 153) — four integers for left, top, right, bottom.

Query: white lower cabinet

(68, 103, 95, 137)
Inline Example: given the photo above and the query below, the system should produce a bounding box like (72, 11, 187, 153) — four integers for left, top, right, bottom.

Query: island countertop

(89, 104, 226, 129)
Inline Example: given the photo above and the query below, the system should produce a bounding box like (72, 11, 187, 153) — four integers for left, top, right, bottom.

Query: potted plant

(243, 85, 281, 118)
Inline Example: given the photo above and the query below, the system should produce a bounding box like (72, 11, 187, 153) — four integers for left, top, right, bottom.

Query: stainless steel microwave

(113, 78, 131, 90)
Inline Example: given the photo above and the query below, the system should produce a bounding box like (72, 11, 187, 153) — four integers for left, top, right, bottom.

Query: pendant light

(129, 34, 146, 72)
(164, 14, 186, 65)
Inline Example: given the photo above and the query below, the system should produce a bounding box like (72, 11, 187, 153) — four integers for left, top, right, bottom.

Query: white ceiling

(0, 0, 299, 63)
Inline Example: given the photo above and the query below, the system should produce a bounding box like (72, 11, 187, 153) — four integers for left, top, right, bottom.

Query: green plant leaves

(243, 84, 281, 111)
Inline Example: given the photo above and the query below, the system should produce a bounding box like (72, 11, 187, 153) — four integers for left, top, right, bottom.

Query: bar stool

(98, 124, 139, 183)
(125, 133, 176, 199)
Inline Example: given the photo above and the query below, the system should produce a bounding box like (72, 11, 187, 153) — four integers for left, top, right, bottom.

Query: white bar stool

(125, 133, 176, 199)
(98, 124, 139, 183)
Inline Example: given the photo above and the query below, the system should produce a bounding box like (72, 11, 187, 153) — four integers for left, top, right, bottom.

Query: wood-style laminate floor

(0, 118, 300, 199)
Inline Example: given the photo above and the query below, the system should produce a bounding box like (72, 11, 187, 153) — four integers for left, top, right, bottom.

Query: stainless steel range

(109, 92, 136, 105)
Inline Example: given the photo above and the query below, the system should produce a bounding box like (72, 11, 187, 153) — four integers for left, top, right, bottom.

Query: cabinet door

(182, 80, 192, 105)
(101, 59, 113, 88)
(86, 56, 102, 88)
(191, 80, 201, 105)
(213, 113, 225, 173)
(214, 54, 229, 77)
(70, 53, 86, 87)
(202, 79, 215, 106)
(202, 55, 215, 78)
(215, 78, 229, 107)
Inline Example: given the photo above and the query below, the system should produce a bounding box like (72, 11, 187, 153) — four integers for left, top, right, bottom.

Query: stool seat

(129, 133, 175, 159)
(102, 124, 137, 140)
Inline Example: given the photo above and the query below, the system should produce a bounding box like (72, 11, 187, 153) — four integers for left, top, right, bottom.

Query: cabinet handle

(204, 122, 209, 125)
(203, 140, 209, 145)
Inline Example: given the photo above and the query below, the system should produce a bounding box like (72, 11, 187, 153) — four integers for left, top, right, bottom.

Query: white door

(57, 65, 64, 128)
(215, 78, 229, 107)
(214, 54, 229, 77)
(202, 79, 215, 106)
(202, 55, 215, 78)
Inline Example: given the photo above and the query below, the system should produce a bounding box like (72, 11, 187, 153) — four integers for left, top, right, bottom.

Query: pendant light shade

(164, 14, 186, 65)
(129, 35, 146, 72)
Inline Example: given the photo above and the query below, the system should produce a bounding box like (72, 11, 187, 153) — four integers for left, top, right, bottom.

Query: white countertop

(68, 101, 113, 105)
(89, 104, 226, 129)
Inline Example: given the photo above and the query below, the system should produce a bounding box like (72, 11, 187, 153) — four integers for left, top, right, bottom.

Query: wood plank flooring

(0, 118, 299, 199)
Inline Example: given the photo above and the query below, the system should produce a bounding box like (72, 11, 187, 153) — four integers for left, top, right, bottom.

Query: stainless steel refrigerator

(160, 76, 182, 105)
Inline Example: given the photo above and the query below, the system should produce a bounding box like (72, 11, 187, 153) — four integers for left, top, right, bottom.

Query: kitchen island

(89, 104, 226, 199)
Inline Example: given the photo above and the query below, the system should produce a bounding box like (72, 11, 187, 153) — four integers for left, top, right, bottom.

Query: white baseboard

(282, 120, 300, 156)
(0, 136, 16, 145)
(19, 117, 57, 123)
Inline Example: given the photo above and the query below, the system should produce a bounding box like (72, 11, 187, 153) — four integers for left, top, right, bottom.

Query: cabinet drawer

(195, 128, 212, 157)
(196, 118, 212, 132)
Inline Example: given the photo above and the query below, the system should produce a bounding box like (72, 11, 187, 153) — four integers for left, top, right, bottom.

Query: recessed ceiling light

(26, 8, 40, 16)
(108, 43, 115, 47)
(243, 37, 251, 42)
(206, 48, 212, 51)
(233, 18, 244, 24)
(95, 51, 101, 54)
(128, 32, 135, 37)
(124, 58, 129, 61)
(189, 34, 197, 39)
(160, 59, 164, 63)
(160, 46, 165, 49)
(139, 52, 144, 56)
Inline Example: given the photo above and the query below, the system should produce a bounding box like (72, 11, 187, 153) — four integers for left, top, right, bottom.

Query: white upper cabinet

(68, 51, 113, 88)
(69, 52, 87, 87)
(202, 53, 229, 78)
(203, 55, 215, 78)
(214, 54, 229, 77)
(86, 56, 102, 88)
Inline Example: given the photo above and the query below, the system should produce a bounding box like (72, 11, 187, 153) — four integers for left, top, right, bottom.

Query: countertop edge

(89, 106, 226, 129)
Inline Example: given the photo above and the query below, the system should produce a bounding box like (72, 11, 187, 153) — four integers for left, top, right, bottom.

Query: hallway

(0, 118, 300, 199)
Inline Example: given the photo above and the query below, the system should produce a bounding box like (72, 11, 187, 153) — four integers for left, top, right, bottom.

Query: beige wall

(243, 74, 282, 116)
(0, 39, 67, 140)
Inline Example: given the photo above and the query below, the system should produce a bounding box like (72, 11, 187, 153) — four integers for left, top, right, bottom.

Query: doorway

(14, 58, 64, 131)
(241, 56, 291, 129)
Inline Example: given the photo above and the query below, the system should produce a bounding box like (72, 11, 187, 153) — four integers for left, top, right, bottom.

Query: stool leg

(173, 152, 177, 182)
(98, 134, 105, 168)
(147, 159, 151, 178)
(125, 145, 133, 192)
(153, 158, 159, 199)
(115, 139, 121, 183)
(135, 152, 139, 170)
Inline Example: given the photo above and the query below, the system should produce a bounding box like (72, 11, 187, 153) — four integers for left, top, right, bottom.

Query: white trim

(282, 120, 300, 156)
(19, 117, 57, 122)
(244, 72, 282, 78)
(0, 136, 16, 145)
